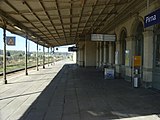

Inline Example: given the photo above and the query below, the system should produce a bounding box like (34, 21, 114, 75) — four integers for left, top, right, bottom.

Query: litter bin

(133, 69, 139, 88)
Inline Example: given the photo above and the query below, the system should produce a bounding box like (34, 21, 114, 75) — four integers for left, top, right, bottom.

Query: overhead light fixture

(31, 36, 36, 38)
(14, 26, 22, 31)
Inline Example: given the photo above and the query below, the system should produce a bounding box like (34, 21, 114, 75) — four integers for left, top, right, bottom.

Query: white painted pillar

(99, 42, 102, 67)
(84, 41, 96, 67)
(96, 42, 99, 67)
(142, 30, 154, 87)
(115, 40, 121, 77)
(109, 42, 114, 65)
(103, 41, 107, 66)
(78, 41, 85, 66)
(125, 36, 135, 81)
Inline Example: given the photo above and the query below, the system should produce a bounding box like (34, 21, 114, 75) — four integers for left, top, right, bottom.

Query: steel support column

(3, 24, 7, 84)
(36, 42, 39, 71)
(103, 41, 107, 66)
(48, 48, 49, 66)
(51, 48, 53, 65)
(99, 42, 102, 67)
(53, 47, 55, 65)
(25, 35, 28, 75)
(43, 46, 45, 69)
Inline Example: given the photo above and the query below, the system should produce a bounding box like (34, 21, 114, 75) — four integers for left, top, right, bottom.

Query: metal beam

(70, 0, 73, 40)
(55, 0, 68, 44)
(3, 0, 51, 47)
(86, 0, 112, 34)
(6, 3, 118, 14)
(74, 0, 87, 42)
(39, 0, 61, 45)
(23, 1, 61, 46)
(81, 0, 100, 35)
(93, 6, 116, 33)
(99, 0, 142, 33)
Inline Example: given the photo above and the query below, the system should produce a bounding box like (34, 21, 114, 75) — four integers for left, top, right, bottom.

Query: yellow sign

(133, 56, 141, 67)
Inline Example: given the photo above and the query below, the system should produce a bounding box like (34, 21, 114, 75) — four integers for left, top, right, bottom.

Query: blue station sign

(68, 46, 78, 52)
(144, 8, 160, 28)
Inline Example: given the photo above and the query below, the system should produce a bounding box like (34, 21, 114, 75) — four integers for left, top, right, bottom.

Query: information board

(144, 8, 160, 28)
(133, 56, 141, 67)
(91, 34, 103, 41)
(91, 34, 115, 41)
(6, 36, 16, 46)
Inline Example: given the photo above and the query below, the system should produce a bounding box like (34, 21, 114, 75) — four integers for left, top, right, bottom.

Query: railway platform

(0, 60, 160, 120)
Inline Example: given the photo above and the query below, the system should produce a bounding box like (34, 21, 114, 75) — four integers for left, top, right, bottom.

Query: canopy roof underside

(0, 0, 151, 47)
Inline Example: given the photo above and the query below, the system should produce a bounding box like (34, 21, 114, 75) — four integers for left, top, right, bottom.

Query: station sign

(144, 8, 160, 28)
(91, 34, 103, 41)
(6, 36, 16, 46)
(91, 34, 115, 41)
(68, 46, 78, 52)
(104, 35, 115, 41)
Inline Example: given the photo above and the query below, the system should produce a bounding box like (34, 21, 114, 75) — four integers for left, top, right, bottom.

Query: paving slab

(0, 61, 160, 120)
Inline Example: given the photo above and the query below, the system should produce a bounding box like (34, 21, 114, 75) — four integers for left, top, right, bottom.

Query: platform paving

(0, 61, 160, 120)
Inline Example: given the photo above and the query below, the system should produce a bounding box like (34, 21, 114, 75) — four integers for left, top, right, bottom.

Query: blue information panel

(6, 36, 16, 46)
(144, 8, 160, 28)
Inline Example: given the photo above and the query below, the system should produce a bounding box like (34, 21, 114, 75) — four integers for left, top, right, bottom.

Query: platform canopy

(0, 0, 148, 47)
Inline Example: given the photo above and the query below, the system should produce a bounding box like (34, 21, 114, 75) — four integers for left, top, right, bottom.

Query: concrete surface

(0, 60, 160, 120)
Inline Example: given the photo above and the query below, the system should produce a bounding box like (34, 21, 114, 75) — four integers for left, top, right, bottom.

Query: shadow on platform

(19, 64, 160, 120)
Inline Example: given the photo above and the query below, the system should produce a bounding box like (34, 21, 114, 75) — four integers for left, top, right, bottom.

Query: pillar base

(4, 80, 7, 84)
(43, 66, 45, 69)
(142, 82, 152, 88)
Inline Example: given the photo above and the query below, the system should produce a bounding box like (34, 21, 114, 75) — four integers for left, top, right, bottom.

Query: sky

(0, 28, 73, 53)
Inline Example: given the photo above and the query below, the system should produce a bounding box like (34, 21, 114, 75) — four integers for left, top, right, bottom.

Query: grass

(0, 59, 53, 73)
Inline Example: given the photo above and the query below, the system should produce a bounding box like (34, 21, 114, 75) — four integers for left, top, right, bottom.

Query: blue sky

(0, 28, 72, 52)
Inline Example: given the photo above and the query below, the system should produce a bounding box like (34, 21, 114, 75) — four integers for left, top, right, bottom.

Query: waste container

(133, 69, 139, 88)
(133, 76, 138, 87)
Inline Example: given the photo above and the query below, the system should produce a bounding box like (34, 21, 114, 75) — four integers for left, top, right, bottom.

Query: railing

(0, 56, 55, 75)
